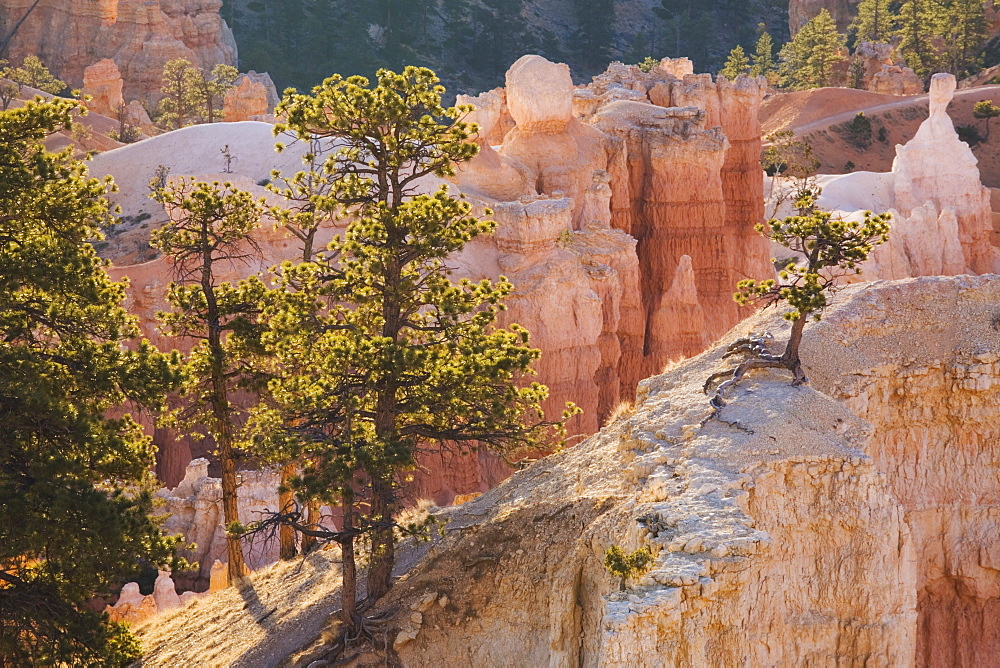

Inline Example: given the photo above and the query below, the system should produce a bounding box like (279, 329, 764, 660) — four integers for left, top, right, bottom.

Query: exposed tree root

(702, 332, 808, 424)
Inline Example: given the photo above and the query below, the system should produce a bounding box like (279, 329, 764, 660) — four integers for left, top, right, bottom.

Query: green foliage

(156, 59, 240, 129)
(779, 9, 847, 89)
(973, 99, 1000, 140)
(735, 192, 891, 324)
(6, 55, 66, 95)
(837, 111, 873, 149)
(956, 123, 983, 146)
(151, 178, 268, 583)
(604, 545, 654, 591)
(720, 45, 751, 79)
(895, 0, 948, 77)
(751, 28, 778, 83)
(253, 66, 576, 603)
(762, 130, 820, 179)
(0, 97, 180, 665)
(636, 56, 660, 73)
(850, 0, 895, 43)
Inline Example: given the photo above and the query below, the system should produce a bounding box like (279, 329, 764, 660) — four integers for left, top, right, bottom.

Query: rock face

(855, 42, 923, 96)
(789, 0, 860, 33)
(328, 275, 1000, 668)
(0, 0, 237, 104)
(223, 76, 269, 122)
(82, 59, 124, 117)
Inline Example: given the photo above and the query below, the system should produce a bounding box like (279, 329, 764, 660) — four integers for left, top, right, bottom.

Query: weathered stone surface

(81, 58, 124, 117)
(0, 0, 236, 105)
(223, 76, 269, 122)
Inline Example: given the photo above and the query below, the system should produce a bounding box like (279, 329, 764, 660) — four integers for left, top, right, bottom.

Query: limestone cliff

(0, 0, 237, 104)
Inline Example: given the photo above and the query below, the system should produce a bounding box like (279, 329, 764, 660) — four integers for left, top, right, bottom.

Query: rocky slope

(138, 274, 1000, 666)
(0, 0, 237, 104)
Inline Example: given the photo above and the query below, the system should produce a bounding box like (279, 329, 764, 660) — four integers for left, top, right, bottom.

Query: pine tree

(0, 98, 180, 666)
(896, 0, 948, 77)
(850, 0, 896, 44)
(7, 55, 65, 94)
(192, 64, 240, 124)
(939, 0, 988, 78)
(721, 45, 751, 79)
(150, 179, 269, 586)
(574, 0, 615, 70)
(254, 67, 574, 621)
(973, 99, 1000, 140)
(778, 9, 848, 89)
(156, 59, 202, 129)
(751, 29, 778, 83)
(706, 191, 891, 408)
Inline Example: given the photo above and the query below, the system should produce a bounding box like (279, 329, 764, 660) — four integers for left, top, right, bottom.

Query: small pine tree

(604, 545, 654, 591)
(973, 99, 1000, 141)
(751, 28, 778, 83)
(720, 45, 751, 79)
(156, 59, 201, 129)
(778, 9, 848, 90)
(192, 64, 240, 124)
(7, 55, 65, 95)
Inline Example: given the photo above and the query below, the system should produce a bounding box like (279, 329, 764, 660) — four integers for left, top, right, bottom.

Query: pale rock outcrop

(81, 59, 124, 117)
(799, 73, 998, 280)
(871, 64, 924, 96)
(107, 582, 160, 627)
(152, 570, 182, 612)
(223, 76, 269, 122)
(0, 0, 237, 105)
(322, 275, 1000, 667)
(124, 100, 157, 135)
(855, 41, 924, 95)
(891, 74, 996, 274)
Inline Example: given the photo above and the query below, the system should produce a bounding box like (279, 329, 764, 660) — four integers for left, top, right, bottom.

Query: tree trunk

(340, 497, 358, 628)
(301, 499, 321, 553)
(218, 431, 248, 585)
(278, 461, 297, 560)
(366, 474, 395, 601)
(781, 315, 808, 384)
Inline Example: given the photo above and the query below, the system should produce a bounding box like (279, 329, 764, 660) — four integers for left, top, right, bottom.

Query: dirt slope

(761, 85, 1000, 187)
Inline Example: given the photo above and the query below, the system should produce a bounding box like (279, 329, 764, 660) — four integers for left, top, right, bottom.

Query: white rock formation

(786, 73, 999, 280)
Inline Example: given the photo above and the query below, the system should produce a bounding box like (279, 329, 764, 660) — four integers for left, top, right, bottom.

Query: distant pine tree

(720, 45, 751, 78)
(896, 0, 948, 77)
(850, 0, 896, 44)
(778, 9, 848, 89)
(752, 29, 778, 83)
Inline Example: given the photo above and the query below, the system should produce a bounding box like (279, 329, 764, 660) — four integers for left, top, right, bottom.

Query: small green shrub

(604, 545, 654, 591)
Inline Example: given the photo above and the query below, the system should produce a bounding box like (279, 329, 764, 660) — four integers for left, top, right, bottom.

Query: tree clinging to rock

(705, 190, 891, 409)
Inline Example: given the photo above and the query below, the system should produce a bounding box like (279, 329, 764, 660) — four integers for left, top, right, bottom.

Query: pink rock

(82, 59, 124, 117)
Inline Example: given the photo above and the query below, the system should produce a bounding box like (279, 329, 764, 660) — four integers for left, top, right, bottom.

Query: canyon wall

(0, 0, 237, 104)
(293, 275, 999, 668)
